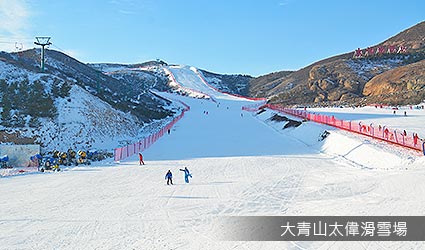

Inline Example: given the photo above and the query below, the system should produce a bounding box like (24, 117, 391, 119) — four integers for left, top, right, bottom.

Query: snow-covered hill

(88, 61, 170, 93)
(0, 50, 178, 152)
(38, 84, 161, 151)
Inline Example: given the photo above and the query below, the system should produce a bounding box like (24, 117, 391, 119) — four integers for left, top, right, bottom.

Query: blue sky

(0, 0, 424, 76)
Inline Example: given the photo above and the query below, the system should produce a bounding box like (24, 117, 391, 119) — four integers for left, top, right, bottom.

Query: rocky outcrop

(362, 59, 425, 104)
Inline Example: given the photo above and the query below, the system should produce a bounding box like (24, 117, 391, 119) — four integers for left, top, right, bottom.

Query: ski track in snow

(1, 65, 425, 249)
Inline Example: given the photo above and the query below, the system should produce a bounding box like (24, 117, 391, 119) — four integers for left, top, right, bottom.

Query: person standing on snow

(384, 128, 389, 139)
(139, 152, 145, 165)
(413, 133, 420, 146)
(179, 167, 192, 183)
(165, 170, 173, 185)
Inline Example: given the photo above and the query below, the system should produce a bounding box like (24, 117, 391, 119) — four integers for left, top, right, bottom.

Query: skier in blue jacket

(165, 170, 173, 185)
(179, 167, 192, 183)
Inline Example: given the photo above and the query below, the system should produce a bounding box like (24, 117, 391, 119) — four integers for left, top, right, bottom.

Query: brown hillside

(249, 70, 293, 97)
(363, 59, 425, 104)
(381, 21, 425, 50)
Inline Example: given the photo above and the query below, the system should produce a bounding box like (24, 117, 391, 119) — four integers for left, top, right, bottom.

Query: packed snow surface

(1, 66, 425, 250)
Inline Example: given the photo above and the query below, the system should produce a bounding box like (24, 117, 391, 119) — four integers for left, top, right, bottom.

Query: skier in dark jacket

(179, 167, 192, 183)
(165, 170, 173, 185)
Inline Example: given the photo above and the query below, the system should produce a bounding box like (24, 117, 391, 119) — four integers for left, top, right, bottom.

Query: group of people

(139, 152, 192, 185)
(392, 110, 408, 116)
(165, 167, 192, 185)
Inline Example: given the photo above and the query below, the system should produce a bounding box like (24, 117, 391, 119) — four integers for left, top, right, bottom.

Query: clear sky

(0, 0, 424, 76)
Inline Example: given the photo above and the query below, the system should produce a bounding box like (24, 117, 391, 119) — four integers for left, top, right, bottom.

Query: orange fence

(114, 100, 190, 162)
(246, 103, 425, 155)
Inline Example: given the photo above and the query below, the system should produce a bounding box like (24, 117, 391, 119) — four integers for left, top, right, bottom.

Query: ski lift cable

(50, 43, 66, 53)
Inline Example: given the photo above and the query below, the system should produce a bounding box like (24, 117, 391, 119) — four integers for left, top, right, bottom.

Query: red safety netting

(114, 101, 190, 162)
(245, 103, 425, 155)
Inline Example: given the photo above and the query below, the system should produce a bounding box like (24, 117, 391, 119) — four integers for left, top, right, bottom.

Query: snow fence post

(114, 148, 119, 162)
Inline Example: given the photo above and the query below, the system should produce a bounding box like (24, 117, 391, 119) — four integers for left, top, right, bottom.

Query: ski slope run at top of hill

(167, 65, 247, 102)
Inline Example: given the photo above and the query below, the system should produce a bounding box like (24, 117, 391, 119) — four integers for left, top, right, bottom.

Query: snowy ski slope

(168, 65, 244, 101)
(1, 66, 425, 250)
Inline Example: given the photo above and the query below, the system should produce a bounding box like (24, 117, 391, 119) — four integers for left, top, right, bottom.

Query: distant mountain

(198, 69, 252, 96)
(248, 70, 294, 97)
(88, 60, 168, 72)
(249, 21, 425, 106)
(88, 61, 170, 93)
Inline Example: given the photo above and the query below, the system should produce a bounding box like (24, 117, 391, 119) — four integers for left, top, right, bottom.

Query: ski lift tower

(34, 37, 52, 72)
